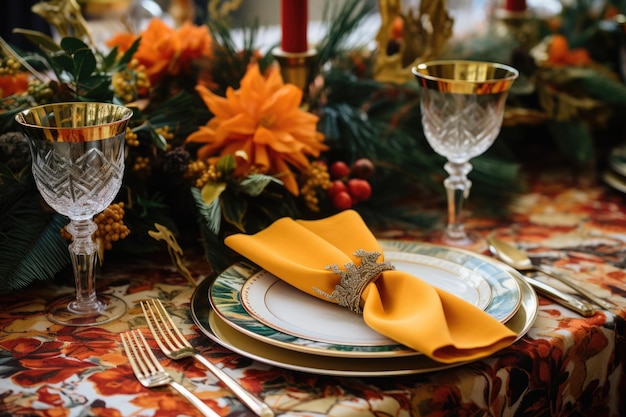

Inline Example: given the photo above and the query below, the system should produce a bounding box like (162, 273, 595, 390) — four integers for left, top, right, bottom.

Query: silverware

(141, 299, 275, 417)
(120, 329, 220, 417)
(487, 235, 617, 311)
(520, 275, 595, 317)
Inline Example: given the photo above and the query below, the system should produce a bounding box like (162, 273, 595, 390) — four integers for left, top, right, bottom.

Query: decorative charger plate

(208, 241, 521, 358)
(190, 247, 538, 376)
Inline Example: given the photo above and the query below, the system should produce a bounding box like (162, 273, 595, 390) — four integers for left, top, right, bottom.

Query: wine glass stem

(66, 219, 103, 315)
(443, 161, 473, 241)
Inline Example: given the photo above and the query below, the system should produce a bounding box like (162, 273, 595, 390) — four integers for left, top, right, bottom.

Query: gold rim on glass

(15, 102, 133, 142)
(412, 60, 519, 94)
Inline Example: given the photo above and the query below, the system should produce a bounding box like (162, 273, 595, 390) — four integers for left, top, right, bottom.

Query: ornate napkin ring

(314, 249, 395, 314)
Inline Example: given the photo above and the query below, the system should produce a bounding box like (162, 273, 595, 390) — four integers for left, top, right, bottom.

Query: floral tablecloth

(1, 172, 625, 417)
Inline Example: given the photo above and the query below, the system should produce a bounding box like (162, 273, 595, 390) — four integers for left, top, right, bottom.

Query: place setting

(189, 210, 538, 377)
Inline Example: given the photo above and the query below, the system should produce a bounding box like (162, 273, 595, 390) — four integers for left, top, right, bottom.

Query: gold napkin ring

(315, 249, 395, 314)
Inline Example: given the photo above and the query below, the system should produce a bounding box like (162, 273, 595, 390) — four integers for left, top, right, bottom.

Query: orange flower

(106, 18, 212, 83)
(186, 63, 327, 195)
(546, 34, 591, 66)
(0, 73, 29, 98)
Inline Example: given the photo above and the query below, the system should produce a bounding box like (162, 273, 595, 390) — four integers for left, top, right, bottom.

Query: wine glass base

(46, 294, 127, 327)
(432, 230, 488, 252)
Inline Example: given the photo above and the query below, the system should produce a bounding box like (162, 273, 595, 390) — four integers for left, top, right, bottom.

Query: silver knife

(523, 275, 595, 317)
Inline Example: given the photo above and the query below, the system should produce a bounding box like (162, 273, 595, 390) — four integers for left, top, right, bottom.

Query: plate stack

(191, 241, 538, 376)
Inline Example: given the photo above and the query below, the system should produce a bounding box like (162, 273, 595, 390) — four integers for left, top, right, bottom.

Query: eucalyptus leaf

(51, 53, 74, 75)
(60, 37, 90, 54)
(74, 48, 97, 83)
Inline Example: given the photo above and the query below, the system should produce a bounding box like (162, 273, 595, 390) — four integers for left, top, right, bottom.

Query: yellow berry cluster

(186, 159, 220, 188)
(125, 127, 139, 147)
(93, 203, 130, 250)
(111, 71, 135, 103)
(133, 155, 151, 177)
(111, 60, 150, 103)
(300, 160, 332, 212)
(0, 57, 21, 75)
(27, 79, 54, 102)
(60, 203, 130, 250)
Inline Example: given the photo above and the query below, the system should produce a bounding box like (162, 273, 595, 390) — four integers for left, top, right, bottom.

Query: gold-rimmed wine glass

(412, 60, 518, 247)
(16, 102, 133, 326)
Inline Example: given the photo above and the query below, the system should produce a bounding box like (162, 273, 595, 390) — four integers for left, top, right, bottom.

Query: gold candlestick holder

(272, 47, 318, 93)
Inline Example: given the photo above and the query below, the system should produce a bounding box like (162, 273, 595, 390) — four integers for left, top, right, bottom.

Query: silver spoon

(487, 235, 617, 311)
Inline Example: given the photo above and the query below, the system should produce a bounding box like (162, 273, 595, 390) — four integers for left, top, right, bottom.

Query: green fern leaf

(0, 177, 69, 291)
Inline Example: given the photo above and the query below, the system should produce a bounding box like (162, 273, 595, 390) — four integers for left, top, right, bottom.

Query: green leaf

(0, 180, 70, 291)
(60, 37, 90, 54)
(568, 67, 626, 105)
(102, 46, 119, 70)
(119, 37, 142, 67)
(200, 182, 226, 204)
(51, 53, 74, 75)
(239, 174, 281, 197)
(216, 154, 236, 174)
(12, 28, 61, 52)
(152, 130, 168, 151)
(220, 188, 248, 232)
(74, 48, 97, 83)
(191, 187, 222, 234)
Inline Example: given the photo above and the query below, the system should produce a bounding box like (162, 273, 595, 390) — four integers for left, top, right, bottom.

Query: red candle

(504, 0, 526, 12)
(281, 0, 308, 53)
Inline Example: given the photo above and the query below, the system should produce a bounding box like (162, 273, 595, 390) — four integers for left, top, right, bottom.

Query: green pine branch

(0, 170, 69, 291)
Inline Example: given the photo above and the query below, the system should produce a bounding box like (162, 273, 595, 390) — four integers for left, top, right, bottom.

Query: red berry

(330, 161, 350, 179)
(351, 158, 375, 179)
(328, 179, 348, 198)
(332, 190, 353, 210)
(347, 178, 372, 202)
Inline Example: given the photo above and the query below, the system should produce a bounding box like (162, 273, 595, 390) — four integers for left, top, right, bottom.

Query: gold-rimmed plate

(207, 241, 521, 358)
(190, 261, 537, 376)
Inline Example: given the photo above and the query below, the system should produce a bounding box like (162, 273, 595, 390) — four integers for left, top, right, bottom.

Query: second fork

(141, 299, 275, 417)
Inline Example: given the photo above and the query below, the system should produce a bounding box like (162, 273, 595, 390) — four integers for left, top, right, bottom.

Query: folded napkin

(224, 210, 517, 363)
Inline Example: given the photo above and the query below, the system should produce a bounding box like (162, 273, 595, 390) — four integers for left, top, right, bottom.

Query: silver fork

(120, 329, 220, 417)
(141, 299, 275, 417)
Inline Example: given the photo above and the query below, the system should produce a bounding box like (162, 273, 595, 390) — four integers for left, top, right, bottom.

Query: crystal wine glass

(16, 102, 133, 326)
(412, 60, 518, 247)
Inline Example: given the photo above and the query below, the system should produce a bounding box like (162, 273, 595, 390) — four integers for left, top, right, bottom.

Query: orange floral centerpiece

(187, 63, 327, 196)
(107, 18, 213, 85)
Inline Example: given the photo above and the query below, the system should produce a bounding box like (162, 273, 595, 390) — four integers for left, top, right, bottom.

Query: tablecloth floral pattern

(1, 175, 625, 417)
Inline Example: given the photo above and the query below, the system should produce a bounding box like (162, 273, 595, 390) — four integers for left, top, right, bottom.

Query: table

(1, 171, 625, 417)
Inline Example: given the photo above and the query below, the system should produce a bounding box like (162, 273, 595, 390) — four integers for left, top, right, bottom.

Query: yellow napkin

(224, 210, 517, 363)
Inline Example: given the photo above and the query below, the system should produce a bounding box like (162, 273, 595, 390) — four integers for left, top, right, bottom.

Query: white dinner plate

(208, 241, 521, 358)
(190, 252, 537, 376)
(239, 251, 492, 346)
